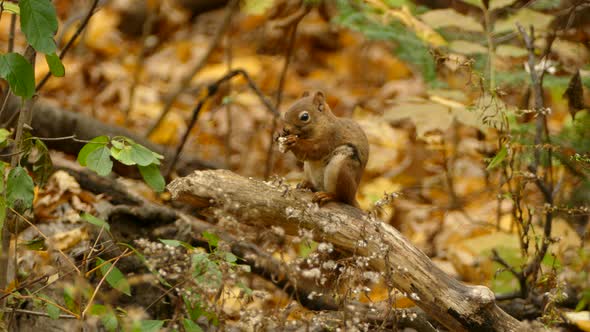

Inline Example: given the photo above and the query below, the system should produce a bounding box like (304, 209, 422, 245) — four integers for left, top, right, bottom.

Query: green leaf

(237, 281, 253, 296)
(78, 136, 109, 166)
(137, 320, 164, 332)
(102, 310, 118, 332)
(89, 304, 118, 331)
(87, 146, 113, 176)
(201, 231, 219, 248)
(19, 0, 58, 54)
(96, 258, 131, 296)
(576, 290, 590, 311)
(39, 294, 61, 320)
(192, 253, 222, 288)
(110, 146, 135, 166)
(160, 239, 182, 247)
(63, 286, 77, 313)
(487, 146, 508, 170)
(45, 53, 65, 77)
(88, 303, 107, 316)
(0, 53, 36, 99)
(2, 2, 20, 14)
(81, 212, 110, 231)
(298, 240, 318, 258)
(159, 239, 194, 250)
(224, 252, 237, 263)
(46, 302, 60, 319)
(183, 319, 204, 332)
(0, 162, 5, 191)
(138, 164, 165, 192)
(28, 139, 53, 187)
(110, 138, 125, 149)
(6, 166, 35, 211)
(0, 128, 11, 147)
(22, 237, 47, 251)
(130, 143, 157, 166)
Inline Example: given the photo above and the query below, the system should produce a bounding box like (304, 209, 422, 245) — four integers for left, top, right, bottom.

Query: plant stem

(483, 7, 495, 91)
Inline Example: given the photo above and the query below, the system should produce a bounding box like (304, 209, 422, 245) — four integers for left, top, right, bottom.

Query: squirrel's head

(281, 90, 332, 137)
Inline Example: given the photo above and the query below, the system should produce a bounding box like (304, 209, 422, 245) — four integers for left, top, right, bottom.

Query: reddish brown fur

(280, 91, 369, 207)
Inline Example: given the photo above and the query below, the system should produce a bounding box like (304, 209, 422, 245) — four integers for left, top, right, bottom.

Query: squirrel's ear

(301, 91, 310, 97)
(313, 91, 326, 112)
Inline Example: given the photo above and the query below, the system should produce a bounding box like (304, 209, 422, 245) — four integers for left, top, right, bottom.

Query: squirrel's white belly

(304, 160, 326, 191)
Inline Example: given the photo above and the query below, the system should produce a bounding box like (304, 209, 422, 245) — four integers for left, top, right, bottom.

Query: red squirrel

(278, 91, 369, 207)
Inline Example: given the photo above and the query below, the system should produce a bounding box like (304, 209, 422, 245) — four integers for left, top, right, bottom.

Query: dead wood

(168, 170, 526, 332)
(118, 207, 436, 331)
(54, 159, 433, 329)
(0, 95, 219, 176)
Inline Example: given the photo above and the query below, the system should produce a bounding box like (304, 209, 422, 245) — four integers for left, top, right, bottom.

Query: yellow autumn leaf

(494, 9, 553, 34)
(365, 0, 446, 47)
(564, 311, 590, 332)
(419, 9, 483, 33)
(383, 95, 493, 138)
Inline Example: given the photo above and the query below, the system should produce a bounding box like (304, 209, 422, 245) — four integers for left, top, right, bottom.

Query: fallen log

(167, 170, 525, 332)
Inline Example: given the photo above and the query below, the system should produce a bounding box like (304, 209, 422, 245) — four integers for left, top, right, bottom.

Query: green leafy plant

(0, 0, 64, 99)
(77, 136, 165, 192)
(156, 232, 252, 329)
(0, 2, 165, 322)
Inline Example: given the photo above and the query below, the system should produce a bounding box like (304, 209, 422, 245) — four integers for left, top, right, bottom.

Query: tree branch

(168, 170, 525, 332)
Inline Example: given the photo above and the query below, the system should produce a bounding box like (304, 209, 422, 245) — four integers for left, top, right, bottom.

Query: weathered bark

(52, 160, 433, 330)
(168, 170, 525, 332)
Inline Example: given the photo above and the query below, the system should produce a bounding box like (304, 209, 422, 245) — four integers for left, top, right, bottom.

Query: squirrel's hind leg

(323, 146, 361, 207)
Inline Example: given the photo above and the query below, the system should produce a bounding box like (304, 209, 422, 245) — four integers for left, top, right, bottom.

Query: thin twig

(517, 24, 544, 172)
(17, 295, 80, 318)
(483, 6, 495, 91)
(84, 251, 133, 278)
(0, 14, 17, 120)
(145, 279, 188, 311)
(491, 249, 526, 296)
(146, 0, 239, 137)
(9, 208, 81, 275)
(264, 6, 309, 179)
(125, 1, 160, 123)
(1, 45, 37, 313)
(7, 11, 16, 52)
(81, 248, 129, 318)
(36, 0, 100, 92)
(516, 23, 555, 290)
(165, 69, 278, 177)
(224, 33, 234, 168)
(0, 308, 77, 319)
(0, 274, 49, 302)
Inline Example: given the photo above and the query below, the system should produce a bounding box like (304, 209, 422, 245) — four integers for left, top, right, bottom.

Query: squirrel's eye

(299, 111, 310, 122)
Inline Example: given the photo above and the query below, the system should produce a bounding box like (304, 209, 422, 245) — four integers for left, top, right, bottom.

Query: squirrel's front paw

(277, 134, 298, 153)
(312, 192, 336, 206)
